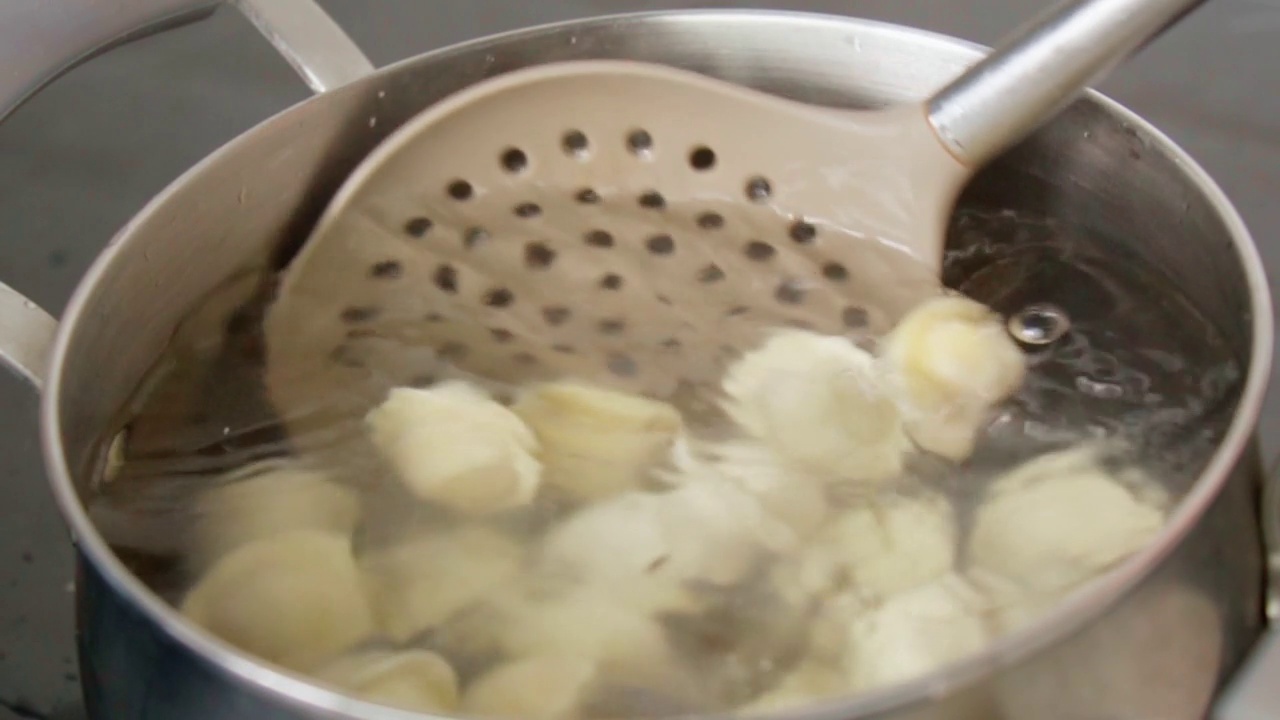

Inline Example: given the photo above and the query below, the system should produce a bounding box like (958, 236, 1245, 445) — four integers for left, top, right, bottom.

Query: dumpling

(690, 440, 829, 543)
(187, 459, 360, 571)
(721, 329, 909, 484)
(512, 381, 683, 503)
(743, 661, 848, 713)
(180, 530, 375, 671)
(965, 568, 1060, 636)
(539, 477, 793, 610)
(775, 490, 956, 605)
(659, 577, 813, 707)
(840, 574, 993, 691)
(877, 295, 1026, 461)
(315, 648, 458, 713)
(496, 585, 674, 674)
(968, 445, 1168, 597)
(462, 655, 599, 720)
(360, 525, 523, 641)
(366, 381, 542, 516)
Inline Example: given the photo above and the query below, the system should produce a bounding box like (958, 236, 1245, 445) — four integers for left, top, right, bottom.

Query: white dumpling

(540, 477, 791, 610)
(805, 593, 867, 664)
(462, 655, 599, 720)
(495, 585, 674, 674)
(181, 530, 375, 671)
(721, 329, 910, 484)
(877, 295, 1026, 461)
(512, 381, 683, 502)
(965, 568, 1060, 636)
(188, 459, 360, 571)
(691, 440, 829, 543)
(776, 491, 956, 605)
(968, 445, 1168, 596)
(841, 574, 993, 691)
(360, 525, 523, 641)
(316, 649, 459, 713)
(743, 661, 848, 713)
(366, 381, 542, 516)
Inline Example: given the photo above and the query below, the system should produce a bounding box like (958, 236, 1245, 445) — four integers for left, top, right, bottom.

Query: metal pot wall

(0, 1, 1275, 719)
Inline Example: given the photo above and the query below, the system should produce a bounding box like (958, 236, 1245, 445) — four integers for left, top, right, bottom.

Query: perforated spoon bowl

(263, 0, 1205, 439)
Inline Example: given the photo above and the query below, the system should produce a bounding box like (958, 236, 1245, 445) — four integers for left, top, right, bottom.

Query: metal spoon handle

(926, 0, 1206, 166)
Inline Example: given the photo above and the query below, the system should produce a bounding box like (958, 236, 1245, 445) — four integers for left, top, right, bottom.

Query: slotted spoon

(262, 0, 1204, 441)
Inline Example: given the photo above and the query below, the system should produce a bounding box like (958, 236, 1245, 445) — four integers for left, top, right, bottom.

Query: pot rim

(39, 8, 1275, 720)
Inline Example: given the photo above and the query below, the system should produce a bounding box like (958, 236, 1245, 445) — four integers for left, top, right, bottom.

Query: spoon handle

(926, 0, 1206, 167)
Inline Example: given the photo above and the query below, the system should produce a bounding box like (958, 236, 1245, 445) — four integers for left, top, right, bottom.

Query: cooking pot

(0, 1, 1275, 718)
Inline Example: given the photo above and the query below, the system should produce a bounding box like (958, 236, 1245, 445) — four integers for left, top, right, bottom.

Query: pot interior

(47, 9, 1264, 719)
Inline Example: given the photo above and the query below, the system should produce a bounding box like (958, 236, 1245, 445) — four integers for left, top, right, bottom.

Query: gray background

(1, 1, 1277, 717)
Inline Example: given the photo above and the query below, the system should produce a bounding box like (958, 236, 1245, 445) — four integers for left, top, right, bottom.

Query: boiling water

(84, 207, 1242, 715)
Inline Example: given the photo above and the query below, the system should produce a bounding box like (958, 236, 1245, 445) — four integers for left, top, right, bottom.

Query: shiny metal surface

(1217, 627, 1280, 719)
(0, 0, 370, 122)
(0, 0, 354, 409)
(232, 0, 375, 93)
(0, 5, 1273, 720)
(1214, 450, 1280, 719)
(927, 0, 1208, 165)
(0, 282, 55, 390)
(0, 0, 218, 123)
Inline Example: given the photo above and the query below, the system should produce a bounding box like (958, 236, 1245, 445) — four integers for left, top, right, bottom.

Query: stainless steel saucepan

(0, 1, 1275, 719)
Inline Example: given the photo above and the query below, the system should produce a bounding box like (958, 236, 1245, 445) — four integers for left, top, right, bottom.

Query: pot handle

(1212, 455, 1280, 720)
(0, 0, 375, 379)
(0, 282, 58, 392)
(0, 0, 375, 122)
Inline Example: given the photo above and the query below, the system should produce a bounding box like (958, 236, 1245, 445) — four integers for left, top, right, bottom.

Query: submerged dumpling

(721, 329, 910, 484)
(688, 440, 829, 543)
(360, 525, 523, 641)
(776, 490, 956, 605)
(496, 585, 674, 673)
(180, 530, 375, 671)
(877, 295, 1026, 461)
(969, 446, 1167, 589)
(840, 574, 993, 691)
(512, 381, 683, 502)
(188, 459, 360, 571)
(968, 444, 1168, 596)
(744, 661, 848, 713)
(965, 568, 1060, 636)
(366, 381, 541, 516)
(315, 648, 459, 713)
(540, 475, 795, 609)
(462, 655, 599, 720)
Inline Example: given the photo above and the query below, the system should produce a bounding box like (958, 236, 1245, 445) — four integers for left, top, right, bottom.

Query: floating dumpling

(462, 655, 599, 720)
(366, 381, 542, 516)
(968, 444, 1168, 597)
(721, 329, 909, 484)
(877, 295, 1026, 461)
(187, 459, 360, 571)
(315, 648, 459, 713)
(360, 525, 523, 641)
(840, 574, 993, 691)
(776, 490, 956, 605)
(512, 381, 683, 502)
(180, 530, 375, 671)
